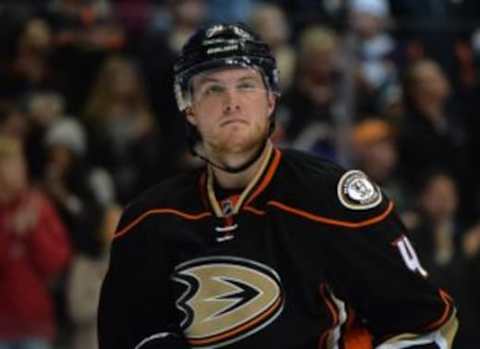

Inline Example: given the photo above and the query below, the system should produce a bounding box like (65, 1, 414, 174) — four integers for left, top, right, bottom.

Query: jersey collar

(203, 141, 281, 218)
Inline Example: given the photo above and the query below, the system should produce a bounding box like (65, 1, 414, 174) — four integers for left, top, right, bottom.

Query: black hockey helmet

(173, 23, 280, 111)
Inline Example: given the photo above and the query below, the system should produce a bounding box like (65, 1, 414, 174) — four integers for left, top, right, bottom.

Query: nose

(223, 88, 241, 114)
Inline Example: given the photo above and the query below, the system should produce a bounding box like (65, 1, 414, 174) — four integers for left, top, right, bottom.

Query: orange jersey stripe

(343, 308, 373, 349)
(114, 209, 212, 240)
(423, 288, 454, 331)
(267, 200, 394, 228)
(343, 327, 373, 349)
(243, 206, 267, 215)
(245, 149, 282, 205)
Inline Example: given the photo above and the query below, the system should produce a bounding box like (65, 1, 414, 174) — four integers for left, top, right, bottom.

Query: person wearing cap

(98, 23, 457, 349)
(351, 118, 411, 214)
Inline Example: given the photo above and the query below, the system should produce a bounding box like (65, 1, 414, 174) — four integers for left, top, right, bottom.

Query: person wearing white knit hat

(45, 117, 86, 157)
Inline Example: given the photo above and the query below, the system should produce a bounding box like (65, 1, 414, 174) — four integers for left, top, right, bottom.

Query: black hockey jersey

(98, 144, 457, 349)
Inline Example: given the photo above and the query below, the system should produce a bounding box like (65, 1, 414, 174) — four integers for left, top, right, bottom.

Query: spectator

(45, 0, 126, 113)
(22, 91, 66, 183)
(66, 205, 121, 349)
(83, 55, 167, 203)
(407, 171, 478, 348)
(140, 0, 207, 160)
(349, 0, 398, 114)
(398, 59, 473, 221)
(0, 17, 56, 100)
(249, 2, 296, 91)
(389, 0, 476, 82)
(41, 116, 116, 348)
(351, 117, 410, 213)
(206, 0, 253, 24)
(113, 0, 155, 48)
(410, 171, 461, 270)
(47, 0, 124, 51)
(280, 25, 341, 160)
(271, 0, 347, 35)
(0, 101, 29, 140)
(43, 116, 116, 253)
(0, 135, 71, 349)
(155, 0, 207, 54)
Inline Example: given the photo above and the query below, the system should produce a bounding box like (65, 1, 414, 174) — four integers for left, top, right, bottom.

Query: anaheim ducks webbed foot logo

(172, 256, 284, 348)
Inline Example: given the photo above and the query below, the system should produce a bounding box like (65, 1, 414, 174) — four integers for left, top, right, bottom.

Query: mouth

(220, 119, 248, 127)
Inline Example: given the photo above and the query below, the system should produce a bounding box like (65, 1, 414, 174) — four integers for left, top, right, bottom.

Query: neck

(209, 141, 272, 189)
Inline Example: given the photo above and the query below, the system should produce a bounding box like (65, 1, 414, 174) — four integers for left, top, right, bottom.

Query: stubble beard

(206, 120, 269, 163)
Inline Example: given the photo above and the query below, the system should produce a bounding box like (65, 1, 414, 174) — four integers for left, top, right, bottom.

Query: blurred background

(0, 0, 480, 348)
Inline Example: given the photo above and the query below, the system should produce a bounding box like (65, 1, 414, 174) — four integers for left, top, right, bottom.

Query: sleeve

(97, 204, 189, 349)
(27, 194, 71, 278)
(324, 171, 458, 349)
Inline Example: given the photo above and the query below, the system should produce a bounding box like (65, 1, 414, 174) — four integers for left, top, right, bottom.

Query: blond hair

(83, 55, 153, 122)
(299, 26, 337, 59)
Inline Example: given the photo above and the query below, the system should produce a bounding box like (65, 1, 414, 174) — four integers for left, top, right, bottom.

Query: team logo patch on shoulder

(337, 170, 382, 210)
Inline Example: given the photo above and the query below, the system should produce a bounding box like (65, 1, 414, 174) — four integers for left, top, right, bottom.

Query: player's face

(187, 67, 275, 156)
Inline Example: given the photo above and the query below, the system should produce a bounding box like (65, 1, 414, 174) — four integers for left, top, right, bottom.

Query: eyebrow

(195, 73, 261, 86)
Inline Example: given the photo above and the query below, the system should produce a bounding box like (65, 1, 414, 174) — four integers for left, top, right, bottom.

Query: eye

(237, 81, 258, 91)
(204, 84, 225, 96)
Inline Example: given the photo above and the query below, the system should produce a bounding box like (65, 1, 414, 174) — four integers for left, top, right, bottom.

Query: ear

(266, 93, 276, 117)
(185, 107, 197, 126)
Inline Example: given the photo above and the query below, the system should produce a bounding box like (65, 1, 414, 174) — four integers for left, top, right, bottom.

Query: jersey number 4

(393, 235, 428, 278)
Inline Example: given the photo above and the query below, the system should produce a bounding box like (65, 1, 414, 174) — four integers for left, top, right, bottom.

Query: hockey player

(98, 23, 458, 349)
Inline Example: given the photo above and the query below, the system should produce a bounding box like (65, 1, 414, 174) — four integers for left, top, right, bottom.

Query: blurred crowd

(1, 0, 480, 348)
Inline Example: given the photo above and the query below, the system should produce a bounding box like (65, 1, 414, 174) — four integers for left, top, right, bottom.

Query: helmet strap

(186, 119, 273, 174)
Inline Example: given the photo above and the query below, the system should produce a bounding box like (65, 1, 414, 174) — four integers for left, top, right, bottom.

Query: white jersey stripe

(324, 289, 348, 349)
(376, 329, 447, 349)
(134, 332, 177, 349)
